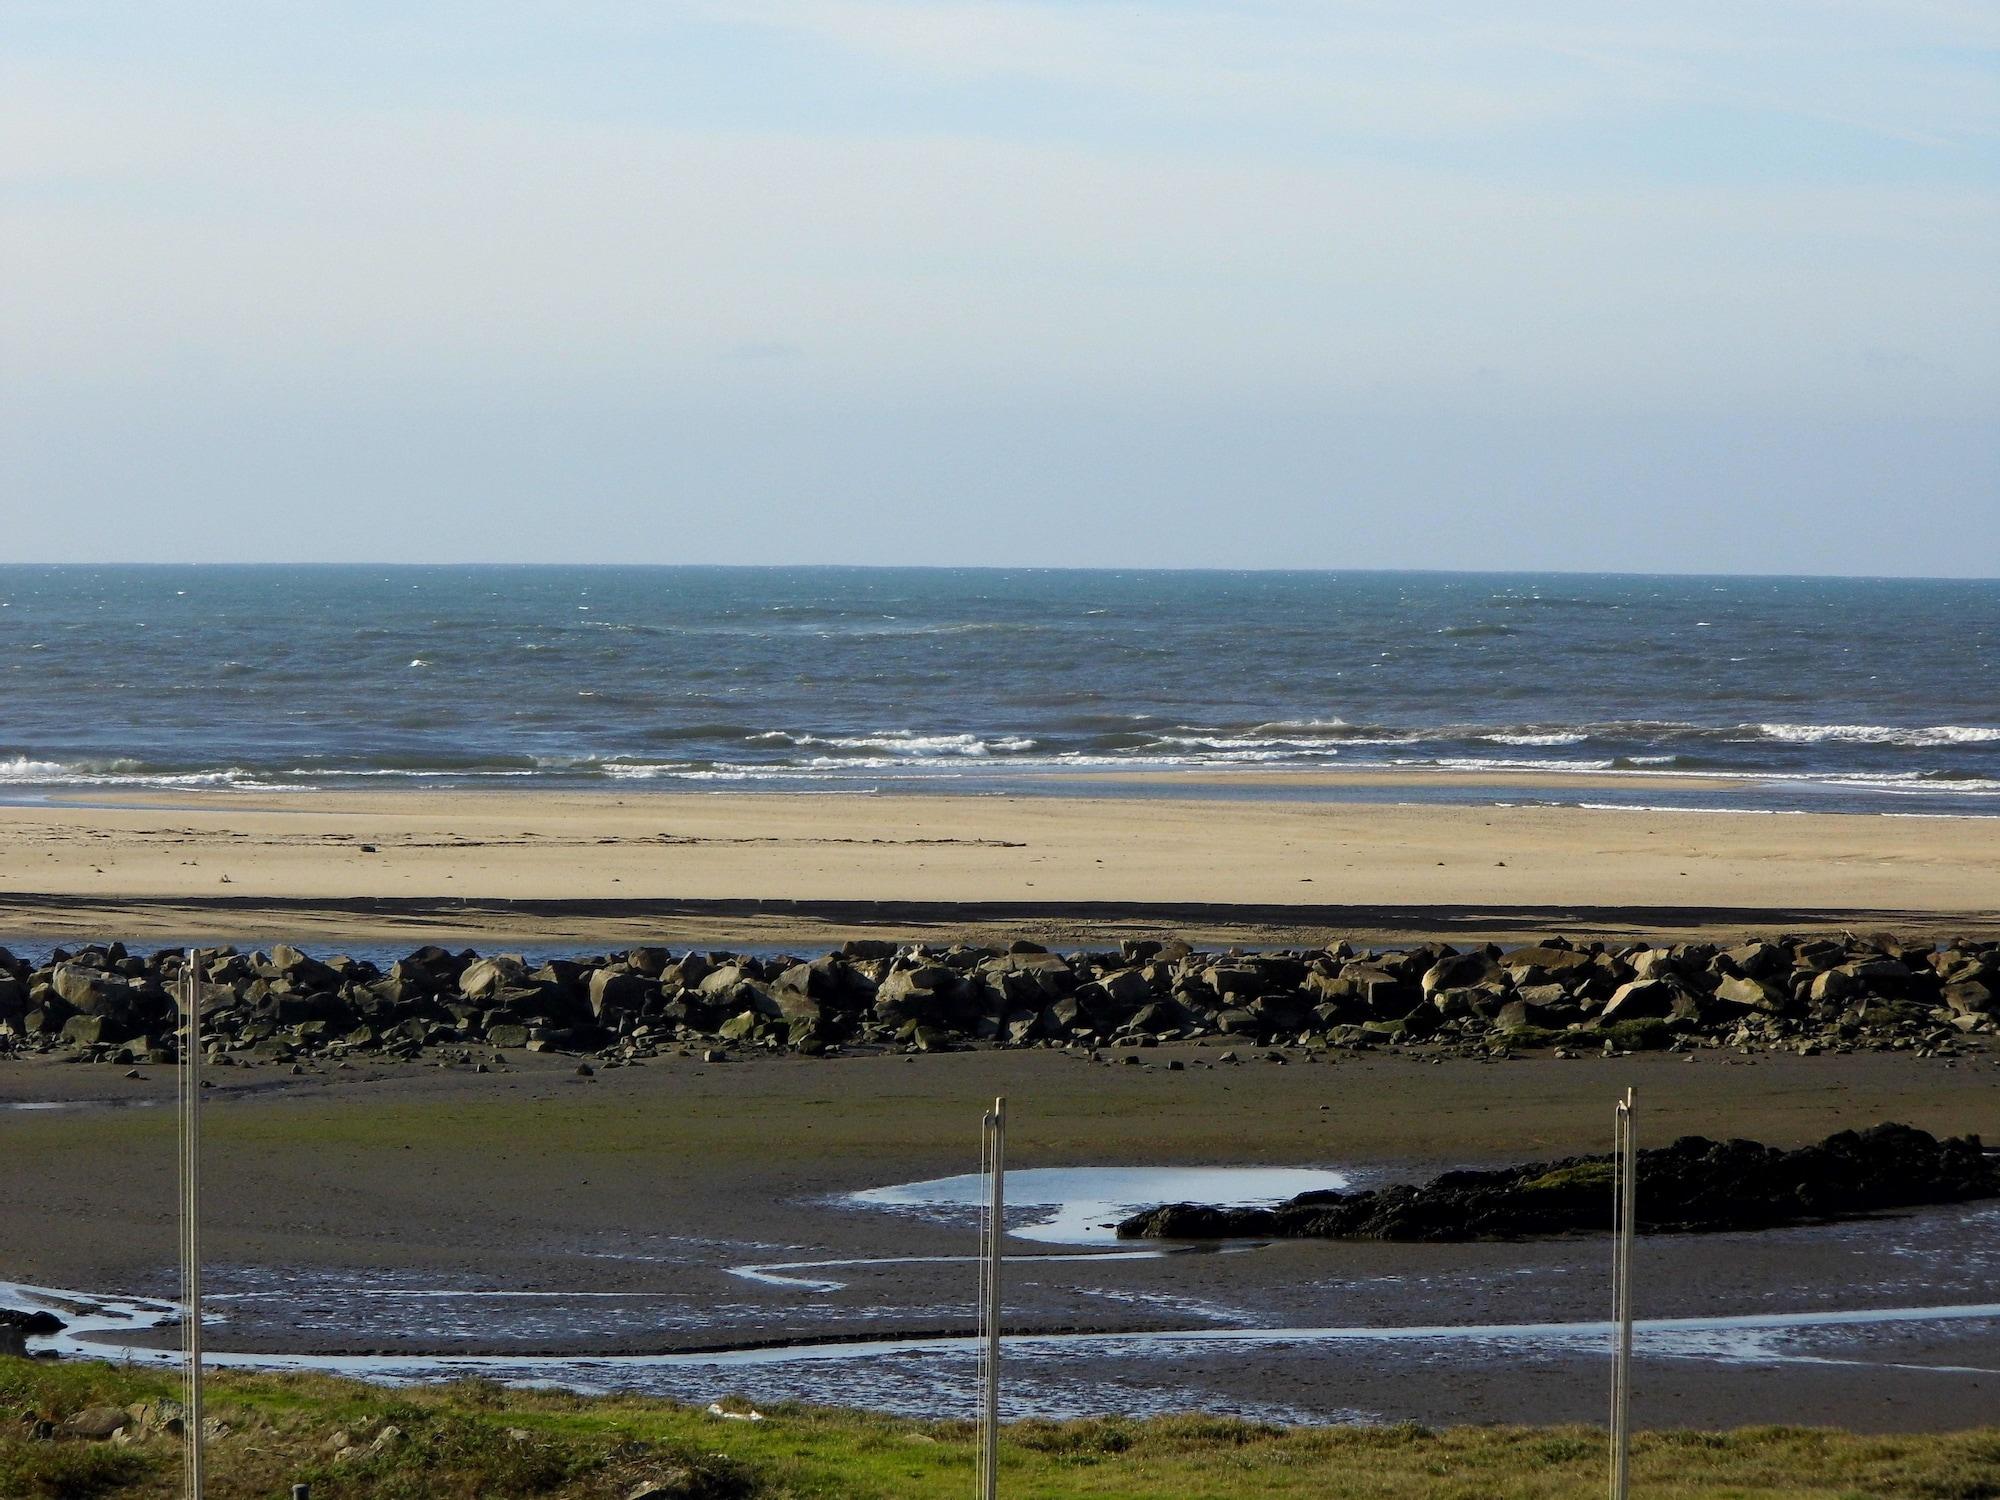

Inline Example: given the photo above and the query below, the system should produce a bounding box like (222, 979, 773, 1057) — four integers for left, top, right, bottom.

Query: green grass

(4, 1358, 1998, 1499)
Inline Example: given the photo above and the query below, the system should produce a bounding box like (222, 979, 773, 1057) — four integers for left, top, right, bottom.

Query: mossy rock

(1601, 1018, 1672, 1051)
(1519, 1160, 1615, 1194)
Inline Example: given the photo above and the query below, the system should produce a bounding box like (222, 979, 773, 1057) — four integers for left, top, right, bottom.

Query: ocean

(1, 565, 1995, 815)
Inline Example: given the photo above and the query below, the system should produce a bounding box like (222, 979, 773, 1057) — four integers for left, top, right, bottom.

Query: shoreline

(4, 757, 1995, 823)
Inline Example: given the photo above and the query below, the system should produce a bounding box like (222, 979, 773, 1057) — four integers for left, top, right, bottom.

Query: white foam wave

(0, 757, 74, 783)
(1402, 755, 1620, 773)
(0, 756, 266, 789)
(799, 732, 1038, 758)
(1752, 723, 2000, 747)
(1247, 718, 1354, 735)
(1481, 732, 1589, 747)
(1153, 735, 1347, 753)
(1818, 774, 2000, 796)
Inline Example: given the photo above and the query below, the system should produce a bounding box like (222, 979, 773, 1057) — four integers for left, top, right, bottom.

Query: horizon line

(1, 561, 1996, 584)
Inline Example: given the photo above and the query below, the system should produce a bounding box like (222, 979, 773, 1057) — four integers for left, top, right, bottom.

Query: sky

(2, 2, 1995, 573)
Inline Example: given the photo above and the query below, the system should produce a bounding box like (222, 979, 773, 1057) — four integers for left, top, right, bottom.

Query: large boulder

(50, 965, 144, 1021)
(1710, 974, 1786, 1014)
(60, 1407, 132, 1440)
(1501, 945, 1594, 978)
(1420, 951, 1498, 995)
(61, 1014, 115, 1047)
(1601, 978, 1678, 1021)
(873, 966, 960, 1025)
(459, 955, 528, 1000)
(266, 943, 338, 987)
(588, 967, 652, 1018)
(1943, 980, 1996, 1016)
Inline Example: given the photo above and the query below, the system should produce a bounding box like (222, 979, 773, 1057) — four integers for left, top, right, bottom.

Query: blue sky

(2, 2, 1995, 572)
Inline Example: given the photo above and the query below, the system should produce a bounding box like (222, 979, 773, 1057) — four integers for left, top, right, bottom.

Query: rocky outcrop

(0, 932, 1991, 1068)
(1116, 1124, 1999, 1242)
(0, 1307, 66, 1356)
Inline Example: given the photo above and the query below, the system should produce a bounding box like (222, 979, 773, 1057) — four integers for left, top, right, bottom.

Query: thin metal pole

(181, 954, 205, 1499)
(1609, 1087, 1635, 1500)
(978, 1096, 1005, 1500)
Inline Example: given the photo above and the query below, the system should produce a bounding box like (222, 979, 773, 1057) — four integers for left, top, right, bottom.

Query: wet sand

(3, 1045, 1996, 1428)
(1, 784, 1996, 948)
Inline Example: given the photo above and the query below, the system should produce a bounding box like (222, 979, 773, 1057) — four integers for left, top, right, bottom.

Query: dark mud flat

(1118, 1124, 2000, 1241)
(3, 1047, 1999, 1429)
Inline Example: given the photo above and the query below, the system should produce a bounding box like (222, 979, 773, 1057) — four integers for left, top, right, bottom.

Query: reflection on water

(4, 1276, 1997, 1423)
(846, 1166, 1348, 1244)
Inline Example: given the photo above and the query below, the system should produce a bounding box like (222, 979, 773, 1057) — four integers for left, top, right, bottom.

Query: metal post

(976, 1096, 1005, 1500)
(181, 954, 205, 1499)
(1609, 1087, 1635, 1500)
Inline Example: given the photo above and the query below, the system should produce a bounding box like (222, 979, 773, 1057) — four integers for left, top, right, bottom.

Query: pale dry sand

(0, 784, 1995, 947)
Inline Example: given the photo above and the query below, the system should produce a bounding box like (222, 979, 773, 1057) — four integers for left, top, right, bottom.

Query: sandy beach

(1, 781, 1996, 949)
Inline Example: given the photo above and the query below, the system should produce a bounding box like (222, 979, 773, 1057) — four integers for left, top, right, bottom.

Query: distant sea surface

(2, 566, 1996, 815)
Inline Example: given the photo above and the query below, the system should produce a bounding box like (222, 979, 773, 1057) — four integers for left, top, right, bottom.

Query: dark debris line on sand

(0, 930, 1994, 1071)
(1116, 1123, 2000, 1242)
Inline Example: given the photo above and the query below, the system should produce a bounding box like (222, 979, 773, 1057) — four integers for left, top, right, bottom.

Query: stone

(50, 966, 141, 1019)
(459, 955, 528, 1000)
(588, 967, 651, 1017)
(0, 1309, 65, 1336)
(1420, 951, 1497, 994)
(1496, 998, 1555, 1030)
(1097, 968, 1155, 1007)
(60, 1406, 131, 1440)
(1943, 980, 1996, 1016)
(1601, 979, 1678, 1021)
(1501, 945, 1594, 976)
(717, 1011, 761, 1041)
(1627, 948, 1678, 981)
(1711, 975, 1785, 1013)
(60, 1014, 112, 1047)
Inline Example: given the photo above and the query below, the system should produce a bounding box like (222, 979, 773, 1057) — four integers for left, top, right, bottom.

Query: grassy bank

(5, 1359, 1998, 1499)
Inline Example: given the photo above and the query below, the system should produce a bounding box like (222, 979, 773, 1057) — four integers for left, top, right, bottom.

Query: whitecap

(1751, 723, 2000, 747)
(799, 732, 1038, 759)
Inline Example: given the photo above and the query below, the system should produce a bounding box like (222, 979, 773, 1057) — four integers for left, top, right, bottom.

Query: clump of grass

(3, 1358, 1999, 1498)
(0, 1441, 156, 1500)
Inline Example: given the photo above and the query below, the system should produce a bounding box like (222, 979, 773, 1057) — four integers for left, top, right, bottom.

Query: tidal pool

(845, 1165, 1349, 1244)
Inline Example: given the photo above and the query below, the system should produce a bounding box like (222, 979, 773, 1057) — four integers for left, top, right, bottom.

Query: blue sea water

(1, 565, 1996, 814)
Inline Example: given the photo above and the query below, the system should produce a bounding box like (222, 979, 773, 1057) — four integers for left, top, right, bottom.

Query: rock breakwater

(0, 931, 1992, 1070)
(1116, 1124, 2000, 1242)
